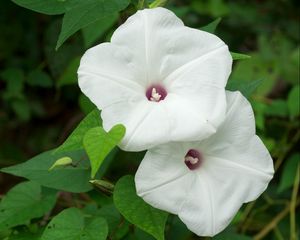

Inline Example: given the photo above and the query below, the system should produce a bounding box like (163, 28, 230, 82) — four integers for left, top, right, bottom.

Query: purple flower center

(184, 149, 202, 170)
(146, 84, 167, 102)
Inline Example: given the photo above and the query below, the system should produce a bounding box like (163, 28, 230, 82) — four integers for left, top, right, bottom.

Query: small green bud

(48, 157, 73, 171)
(89, 179, 115, 193)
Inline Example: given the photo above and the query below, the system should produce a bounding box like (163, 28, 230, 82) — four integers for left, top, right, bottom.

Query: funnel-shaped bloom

(78, 7, 232, 151)
(135, 91, 274, 236)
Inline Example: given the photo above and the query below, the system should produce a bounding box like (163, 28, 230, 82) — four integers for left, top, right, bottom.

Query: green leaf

(0, 68, 24, 99)
(213, 232, 252, 240)
(83, 203, 130, 238)
(56, 0, 130, 49)
(79, 94, 96, 114)
(192, 0, 229, 17)
(7, 229, 43, 240)
(231, 52, 251, 60)
(57, 56, 81, 87)
(44, 19, 84, 78)
(82, 13, 118, 48)
(0, 181, 56, 230)
(96, 204, 127, 236)
(113, 175, 168, 240)
(167, 216, 192, 240)
(11, 98, 31, 121)
(11, 0, 69, 15)
(27, 69, 53, 88)
(1, 150, 92, 193)
(200, 18, 222, 33)
(265, 100, 289, 117)
(41, 208, 108, 240)
(287, 85, 300, 117)
(278, 153, 300, 193)
(83, 125, 126, 178)
(230, 53, 277, 96)
(55, 109, 102, 153)
(226, 79, 262, 98)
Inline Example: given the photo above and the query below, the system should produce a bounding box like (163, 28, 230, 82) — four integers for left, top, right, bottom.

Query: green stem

(238, 201, 256, 231)
(290, 163, 299, 240)
(275, 129, 300, 171)
(149, 0, 168, 8)
(137, 0, 148, 9)
(274, 226, 285, 240)
(254, 200, 300, 240)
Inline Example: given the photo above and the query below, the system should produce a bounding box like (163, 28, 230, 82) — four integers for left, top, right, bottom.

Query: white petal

(112, 8, 231, 86)
(78, 43, 145, 109)
(135, 143, 192, 214)
(163, 43, 232, 89)
(179, 140, 273, 237)
(101, 92, 216, 151)
(161, 94, 217, 141)
(201, 91, 274, 193)
(101, 100, 168, 151)
(201, 91, 256, 152)
(178, 170, 243, 236)
(177, 91, 274, 236)
(164, 45, 231, 128)
(111, 7, 183, 84)
(168, 86, 227, 130)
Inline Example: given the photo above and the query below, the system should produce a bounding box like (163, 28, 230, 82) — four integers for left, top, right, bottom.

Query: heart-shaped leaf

(83, 125, 125, 178)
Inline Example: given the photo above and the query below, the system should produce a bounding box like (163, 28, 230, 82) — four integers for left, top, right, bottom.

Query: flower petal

(179, 137, 273, 237)
(112, 7, 231, 87)
(178, 170, 243, 236)
(161, 93, 217, 141)
(78, 43, 145, 109)
(201, 91, 256, 152)
(111, 7, 182, 84)
(101, 100, 171, 151)
(201, 91, 274, 191)
(177, 91, 274, 236)
(135, 143, 192, 214)
(102, 92, 217, 151)
(164, 43, 232, 89)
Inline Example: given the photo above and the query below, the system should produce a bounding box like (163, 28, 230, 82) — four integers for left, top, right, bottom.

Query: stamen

(146, 84, 167, 102)
(150, 88, 162, 102)
(185, 156, 199, 165)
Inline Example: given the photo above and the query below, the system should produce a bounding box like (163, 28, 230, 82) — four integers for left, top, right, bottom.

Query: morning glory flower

(135, 91, 274, 236)
(78, 7, 232, 151)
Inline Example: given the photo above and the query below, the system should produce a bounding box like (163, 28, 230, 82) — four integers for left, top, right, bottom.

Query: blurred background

(0, 0, 299, 239)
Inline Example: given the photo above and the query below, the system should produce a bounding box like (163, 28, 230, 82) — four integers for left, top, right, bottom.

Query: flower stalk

(149, 0, 168, 8)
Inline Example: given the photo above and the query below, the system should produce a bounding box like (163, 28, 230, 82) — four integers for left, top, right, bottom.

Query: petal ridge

(138, 171, 188, 197)
(122, 105, 163, 149)
(165, 44, 226, 85)
(207, 155, 273, 179)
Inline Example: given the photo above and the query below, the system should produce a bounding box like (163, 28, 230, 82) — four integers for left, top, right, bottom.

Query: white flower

(135, 91, 274, 236)
(78, 7, 232, 152)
